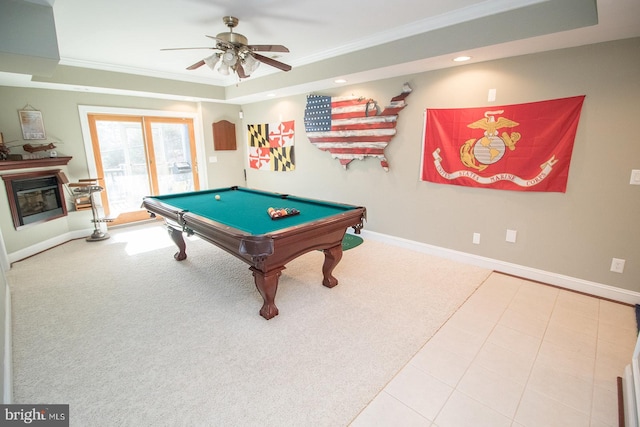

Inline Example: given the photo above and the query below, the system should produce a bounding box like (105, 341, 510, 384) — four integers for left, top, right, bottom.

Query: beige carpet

(7, 222, 491, 426)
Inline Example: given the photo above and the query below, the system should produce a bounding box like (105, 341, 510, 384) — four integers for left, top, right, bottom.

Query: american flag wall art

(304, 84, 411, 170)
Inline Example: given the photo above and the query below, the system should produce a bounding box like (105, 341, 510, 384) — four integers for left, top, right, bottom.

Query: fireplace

(2, 170, 68, 229)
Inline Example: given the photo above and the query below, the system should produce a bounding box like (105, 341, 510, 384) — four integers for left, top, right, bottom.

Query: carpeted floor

(7, 222, 491, 426)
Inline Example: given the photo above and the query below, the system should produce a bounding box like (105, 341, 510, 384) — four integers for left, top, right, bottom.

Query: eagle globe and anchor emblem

(459, 110, 521, 171)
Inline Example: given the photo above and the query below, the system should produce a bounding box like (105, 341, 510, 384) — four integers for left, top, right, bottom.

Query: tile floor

(350, 273, 638, 427)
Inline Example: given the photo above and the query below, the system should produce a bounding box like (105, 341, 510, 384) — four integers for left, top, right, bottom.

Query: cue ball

(215, 195, 221, 200)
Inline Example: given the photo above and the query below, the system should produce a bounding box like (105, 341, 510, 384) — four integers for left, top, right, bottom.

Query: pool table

(142, 186, 366, 319)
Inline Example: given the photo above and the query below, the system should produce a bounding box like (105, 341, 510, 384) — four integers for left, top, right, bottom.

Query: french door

(87, 114, 200, 224)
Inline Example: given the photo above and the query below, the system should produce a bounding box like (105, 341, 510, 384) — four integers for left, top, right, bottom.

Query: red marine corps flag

(421, 96, 585, 192)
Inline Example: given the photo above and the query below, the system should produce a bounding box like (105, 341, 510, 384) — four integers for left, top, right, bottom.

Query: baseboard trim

(4, 284, 12, 404)
(7, 229, 92, 265)
(360, 230, 640, 305)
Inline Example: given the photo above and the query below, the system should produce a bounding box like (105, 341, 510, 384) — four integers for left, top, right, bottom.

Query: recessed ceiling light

(334, 79, 347, 84)
(453, 56, 471, 62)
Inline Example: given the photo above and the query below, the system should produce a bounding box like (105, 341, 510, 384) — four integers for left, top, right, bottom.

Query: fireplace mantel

(0, 156, 72, 172)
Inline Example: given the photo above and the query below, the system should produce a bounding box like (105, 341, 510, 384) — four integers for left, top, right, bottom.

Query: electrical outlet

(630, 169, 640, 185)
(473, 233, 481, 244)
(506, 229, 517, 243)
(610, 258, 625, 273)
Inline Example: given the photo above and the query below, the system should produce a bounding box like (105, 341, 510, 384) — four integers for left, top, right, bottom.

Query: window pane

(96, 120, 151, 216)
(150, 122, 194, 194)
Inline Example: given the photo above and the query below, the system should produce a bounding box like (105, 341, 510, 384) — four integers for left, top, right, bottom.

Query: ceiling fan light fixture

(242, 54, 260, 75)
(222, 49, 237, 66)
(218, 63, 231, 75)
(203, 53, 220, 70)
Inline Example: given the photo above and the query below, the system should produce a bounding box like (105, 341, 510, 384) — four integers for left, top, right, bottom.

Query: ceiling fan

(162, 16, 291, 79)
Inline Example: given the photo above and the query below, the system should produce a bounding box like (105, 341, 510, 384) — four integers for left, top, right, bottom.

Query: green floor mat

(342, 234, 364, 251)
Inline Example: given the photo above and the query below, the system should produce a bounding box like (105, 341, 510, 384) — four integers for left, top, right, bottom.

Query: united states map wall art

(303, 83, 411, 171)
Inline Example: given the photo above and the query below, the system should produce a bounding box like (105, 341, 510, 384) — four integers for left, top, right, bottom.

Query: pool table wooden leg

(167, 226, 187, 261)
(250, 267, 284, 320)
(322, 244, 343, 288)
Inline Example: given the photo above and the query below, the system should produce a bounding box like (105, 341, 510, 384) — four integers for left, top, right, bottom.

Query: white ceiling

(3, 0, 640, 104)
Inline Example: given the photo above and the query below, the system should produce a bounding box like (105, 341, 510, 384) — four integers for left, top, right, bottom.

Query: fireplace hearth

(2, 170, 68, 229)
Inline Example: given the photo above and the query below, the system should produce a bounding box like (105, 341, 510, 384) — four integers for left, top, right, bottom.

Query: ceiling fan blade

(252, 52, 292, 72)
(236, 63, 248, 79)
(247, 44, 289, 53)
(205, 35, 234, 50)
(205, 35, 224, 42)
(187, 60, 206, 70)
(161, 47, 215, 51)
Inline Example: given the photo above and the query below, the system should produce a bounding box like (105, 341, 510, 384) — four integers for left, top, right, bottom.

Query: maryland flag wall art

(247, 120, 295, 171)
(421, 96, 585, 192)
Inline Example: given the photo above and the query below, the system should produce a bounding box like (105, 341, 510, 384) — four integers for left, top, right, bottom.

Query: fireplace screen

(16, 178, 63, 226)
(2, 171, 68, 229)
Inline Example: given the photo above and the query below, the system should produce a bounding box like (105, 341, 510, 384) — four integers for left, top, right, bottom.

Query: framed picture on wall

(18, 109, 46, 140)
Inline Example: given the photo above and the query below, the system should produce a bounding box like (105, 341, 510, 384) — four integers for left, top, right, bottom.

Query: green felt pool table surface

(150, 186, 359, 235)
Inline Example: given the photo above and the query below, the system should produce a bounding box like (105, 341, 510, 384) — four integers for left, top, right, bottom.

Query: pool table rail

(179, 206, 365, 270)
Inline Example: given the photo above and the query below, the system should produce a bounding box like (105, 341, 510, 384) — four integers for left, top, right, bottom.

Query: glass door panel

(87, 114, 199, 225)
(94, 118, 151, 219)
(148, 119, 198, 195)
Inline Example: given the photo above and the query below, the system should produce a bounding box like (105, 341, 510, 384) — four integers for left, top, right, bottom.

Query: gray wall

(241, 38, 640, 292)
(0, 37, 638, 294)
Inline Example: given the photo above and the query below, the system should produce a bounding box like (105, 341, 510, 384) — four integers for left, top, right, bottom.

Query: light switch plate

(506, 229, 517, 243)
(611, 258, 625, 273)
(630, 169, 640, 185)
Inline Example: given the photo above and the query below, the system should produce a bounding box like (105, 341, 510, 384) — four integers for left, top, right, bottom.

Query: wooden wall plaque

(212, 120, 237, 151)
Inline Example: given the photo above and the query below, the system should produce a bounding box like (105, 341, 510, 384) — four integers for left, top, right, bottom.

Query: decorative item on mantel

(0, 105, 61, 161)
(23, 142, 57, 157)
(0, 134, 61, 160)
(69, 178, 113, 241)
